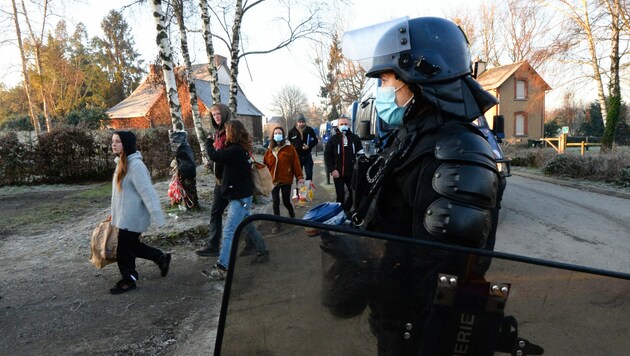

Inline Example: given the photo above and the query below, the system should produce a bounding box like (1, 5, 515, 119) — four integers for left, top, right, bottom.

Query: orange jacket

(263, 143, 303, 185)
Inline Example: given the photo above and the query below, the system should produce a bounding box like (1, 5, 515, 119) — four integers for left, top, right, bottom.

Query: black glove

(206, 137, 215, 149)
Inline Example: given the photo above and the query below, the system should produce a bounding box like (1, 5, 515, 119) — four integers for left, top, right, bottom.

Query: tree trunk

(21, 0, 51, 132)
(601, 0, 622, 151)
(150, 0, 184, 130)
(11, 0, 40, 135)
(578, 2, 609, 129)
(198, 0, 221, 105)
(174, 0, 209, 164)
(151, 0, 198, 209)
(228, 0, 244, 118)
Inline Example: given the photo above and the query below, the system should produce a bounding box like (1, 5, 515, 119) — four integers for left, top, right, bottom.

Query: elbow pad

(424, 131, 500, 247)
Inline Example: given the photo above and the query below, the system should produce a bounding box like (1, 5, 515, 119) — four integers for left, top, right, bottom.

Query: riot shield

(214, 215, 630, 356)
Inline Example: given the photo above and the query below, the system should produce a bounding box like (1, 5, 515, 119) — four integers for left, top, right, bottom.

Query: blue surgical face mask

(375, 85, 413, 127)
(338, 124, 349, 132)
(273, 134, 284, 142)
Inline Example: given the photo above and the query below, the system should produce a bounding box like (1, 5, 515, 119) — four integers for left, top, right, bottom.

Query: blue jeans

(218, 196, 267, 269)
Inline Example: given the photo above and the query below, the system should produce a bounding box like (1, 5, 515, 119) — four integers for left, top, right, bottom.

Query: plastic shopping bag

(292, 180, 316, 207)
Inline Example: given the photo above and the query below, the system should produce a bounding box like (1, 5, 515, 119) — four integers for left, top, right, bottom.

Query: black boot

(196, 245, 220, 257)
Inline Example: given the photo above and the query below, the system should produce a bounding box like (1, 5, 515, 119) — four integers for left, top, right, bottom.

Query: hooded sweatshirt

(111, 151, 166, 232)
(207, 103, 232, 181)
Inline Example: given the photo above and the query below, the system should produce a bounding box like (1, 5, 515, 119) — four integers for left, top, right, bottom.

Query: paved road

(496, 174, 630, 274)
(215, 158, 630, 355)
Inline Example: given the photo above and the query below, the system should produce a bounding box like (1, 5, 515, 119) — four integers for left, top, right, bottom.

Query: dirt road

(0, 156, 337, 355)
(0, 167, 241, 355)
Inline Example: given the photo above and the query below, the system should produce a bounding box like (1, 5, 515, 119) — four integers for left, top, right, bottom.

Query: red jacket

(263, 143, 303, 185)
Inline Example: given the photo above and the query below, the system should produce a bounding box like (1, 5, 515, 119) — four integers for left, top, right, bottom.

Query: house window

(515, 112, 528, 136)
(515, 79, 527, 100)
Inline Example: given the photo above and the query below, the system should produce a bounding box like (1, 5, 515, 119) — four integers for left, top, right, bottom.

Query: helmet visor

(342, 17, 411, 71)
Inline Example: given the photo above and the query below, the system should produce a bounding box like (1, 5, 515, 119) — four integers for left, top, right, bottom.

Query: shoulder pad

(435, 131, 497, 171)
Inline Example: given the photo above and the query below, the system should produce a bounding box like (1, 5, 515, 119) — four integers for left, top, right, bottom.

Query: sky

(0, 0, 477, 119)
(4, 0, 618, 120)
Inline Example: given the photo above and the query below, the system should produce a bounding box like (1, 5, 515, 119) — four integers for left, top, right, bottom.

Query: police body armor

(342, 116, 534, 355)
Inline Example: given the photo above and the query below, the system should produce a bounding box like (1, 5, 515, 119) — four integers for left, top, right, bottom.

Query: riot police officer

(327, 17, 504, 355)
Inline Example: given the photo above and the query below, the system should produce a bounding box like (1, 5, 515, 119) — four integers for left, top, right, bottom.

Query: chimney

(149, 64, 162, 77)
(473, 58, 487, 78)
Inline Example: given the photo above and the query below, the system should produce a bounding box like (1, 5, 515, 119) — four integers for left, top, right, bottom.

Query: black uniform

(324, 130, 363, 211)
(324, 16, 510, 356)
(288, 125, 318, 180)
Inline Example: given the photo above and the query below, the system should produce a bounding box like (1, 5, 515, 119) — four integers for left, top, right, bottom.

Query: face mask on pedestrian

(338, 124, 349, 132)
(273, 134, 284, 142)
(375, 84, 413, 127)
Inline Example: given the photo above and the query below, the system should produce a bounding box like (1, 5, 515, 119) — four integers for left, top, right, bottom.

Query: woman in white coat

(109, 131, 170, 295)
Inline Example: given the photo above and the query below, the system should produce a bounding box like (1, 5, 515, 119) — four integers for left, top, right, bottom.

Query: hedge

(0, 126, 201, 186)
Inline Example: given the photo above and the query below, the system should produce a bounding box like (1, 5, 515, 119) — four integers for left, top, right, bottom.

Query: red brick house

(106, 56, 264, 141)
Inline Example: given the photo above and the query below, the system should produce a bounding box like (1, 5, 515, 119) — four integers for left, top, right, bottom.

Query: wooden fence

(541, 133, 601, 155)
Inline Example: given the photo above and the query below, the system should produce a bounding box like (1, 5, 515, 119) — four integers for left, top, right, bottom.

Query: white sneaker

(201, 265, 227, 280)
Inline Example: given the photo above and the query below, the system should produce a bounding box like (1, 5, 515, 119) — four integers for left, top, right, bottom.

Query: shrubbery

(0, 126, 201, 186)
(503, 145, 630, 187)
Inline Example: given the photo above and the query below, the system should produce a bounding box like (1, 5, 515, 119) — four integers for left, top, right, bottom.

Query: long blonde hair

(115, 152, 128, 191)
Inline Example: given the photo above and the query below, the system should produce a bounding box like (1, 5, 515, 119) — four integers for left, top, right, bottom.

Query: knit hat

(115, 131, 137, 156)
(297, 114, 306, 123)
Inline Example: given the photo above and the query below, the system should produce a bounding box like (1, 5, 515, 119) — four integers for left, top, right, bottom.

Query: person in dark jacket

(197, 104, 231, 256)
(288, 115, 318, 180)
(324, 115, 363, 212)
(201, 120, 269, 280)
(323, 17, 505, 355)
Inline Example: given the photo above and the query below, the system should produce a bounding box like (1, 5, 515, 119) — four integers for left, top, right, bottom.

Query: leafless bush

(504, 145, 630, 187)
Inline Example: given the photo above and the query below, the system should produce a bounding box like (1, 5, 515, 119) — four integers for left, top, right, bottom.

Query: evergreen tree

(68, 23, 109, 110)
(578, 101, 605, 138)
(92, 10, 145, 108)
(543, 118, 561, 138)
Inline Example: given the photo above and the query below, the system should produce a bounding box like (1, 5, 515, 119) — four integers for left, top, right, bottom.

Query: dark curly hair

(225, 120, 252, 152)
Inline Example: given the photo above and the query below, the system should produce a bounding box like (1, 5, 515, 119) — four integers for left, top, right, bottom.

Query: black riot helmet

(343, 17, 471, 84)
(343, 16, 498, 120)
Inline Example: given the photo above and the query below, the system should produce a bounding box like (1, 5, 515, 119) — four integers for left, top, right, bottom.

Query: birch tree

(172, 0, 209, 164)
(200, 0, 330, 117)
(226, 0, 244, 116)
(540, 0, 628, 149)
(198, 0, 221, 105)
(10, 0, 40, 134)
(150, 0, 184, 130)
(151, 0, 199, 207)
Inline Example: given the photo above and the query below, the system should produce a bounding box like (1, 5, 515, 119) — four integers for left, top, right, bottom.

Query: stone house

(476, 61, 551, 144)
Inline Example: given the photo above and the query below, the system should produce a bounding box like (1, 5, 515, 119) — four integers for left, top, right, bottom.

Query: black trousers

(116, 229, 163, 281)
(333, 174, 353, 212)
(271, 184, 295, 217)
(208, 184, 229, 248)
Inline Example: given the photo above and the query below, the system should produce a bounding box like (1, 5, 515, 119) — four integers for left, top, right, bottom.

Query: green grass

(0, 183, 112, 236)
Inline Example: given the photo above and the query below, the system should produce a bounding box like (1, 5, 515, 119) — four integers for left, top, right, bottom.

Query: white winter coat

(111, 152, 166, 232)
